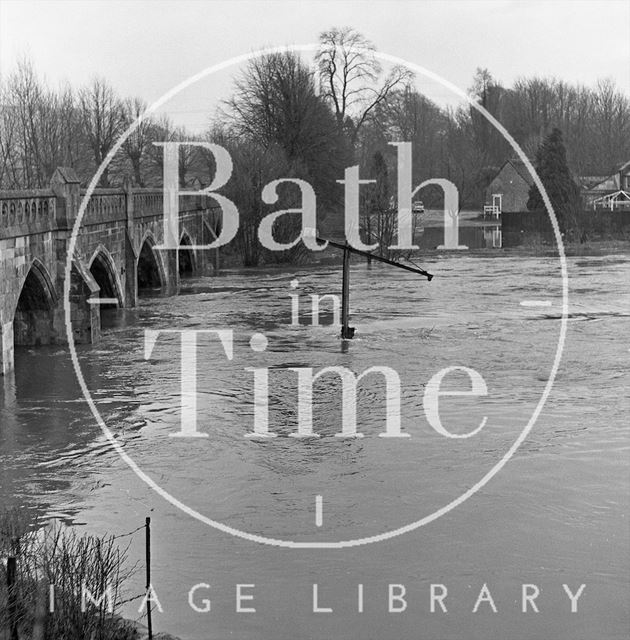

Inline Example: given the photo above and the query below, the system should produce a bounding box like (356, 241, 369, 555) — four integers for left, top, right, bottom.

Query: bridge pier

(51, 170, 101, 345)
(198, 246, 220, 277)
(1, 321, 14, 376)
(163, 249, 179, 296)
(124, 235, 138, 307)
(68, 259, 101, 344)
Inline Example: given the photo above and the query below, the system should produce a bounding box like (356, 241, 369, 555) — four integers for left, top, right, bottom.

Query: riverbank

(514, 238, 630, 257)
(262, 238, 630, 269)
(216, 238, 630, 273)
(434, 238, 630, 257)
(215, 216, 630, 271)
(0, 508, 182, 640)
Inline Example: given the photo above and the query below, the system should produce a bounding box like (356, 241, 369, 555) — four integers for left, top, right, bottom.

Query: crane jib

(316, 237, 434, 281)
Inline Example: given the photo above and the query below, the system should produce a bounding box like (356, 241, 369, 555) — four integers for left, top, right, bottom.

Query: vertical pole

(341, 245, 354, 339)
(145, 517, 153, 640)
(7, 556, 19, 640)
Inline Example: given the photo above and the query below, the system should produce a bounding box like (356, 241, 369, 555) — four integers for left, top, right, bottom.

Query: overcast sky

(1, 0, 628, 132)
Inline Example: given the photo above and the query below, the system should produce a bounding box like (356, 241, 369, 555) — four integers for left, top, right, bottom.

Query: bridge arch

(88, 245, 124, 308)
(13, 259, 58, 347)
(202, 220, 220, 274)
(137, 231, 166, 292)
(179, 229, 196, 276)
(203, 219, 219, 242)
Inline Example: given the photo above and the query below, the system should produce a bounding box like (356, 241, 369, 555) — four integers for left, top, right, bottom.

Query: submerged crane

(316, 237, 434, 339)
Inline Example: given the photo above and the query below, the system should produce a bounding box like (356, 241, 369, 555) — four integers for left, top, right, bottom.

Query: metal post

(341, 245, 355, 339)
(316, 234, 432, 339)
(145, 517, 153, 640)
(7, 556, 19, 640)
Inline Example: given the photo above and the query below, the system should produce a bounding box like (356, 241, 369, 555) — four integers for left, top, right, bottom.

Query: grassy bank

(0, 508, 180, 640)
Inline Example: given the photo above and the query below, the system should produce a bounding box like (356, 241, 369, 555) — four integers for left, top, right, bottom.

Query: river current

(1, 252, 629, 639)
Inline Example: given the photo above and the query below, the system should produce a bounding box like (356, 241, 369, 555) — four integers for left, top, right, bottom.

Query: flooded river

(1, 252, 629, 639)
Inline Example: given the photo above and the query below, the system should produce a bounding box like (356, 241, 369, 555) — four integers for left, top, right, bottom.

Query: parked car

(412, 200, 425, 213)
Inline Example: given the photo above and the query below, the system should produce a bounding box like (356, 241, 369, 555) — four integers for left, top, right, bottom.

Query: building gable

(486, 160, 534, 213)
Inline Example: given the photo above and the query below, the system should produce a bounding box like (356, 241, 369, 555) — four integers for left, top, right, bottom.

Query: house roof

(503, 159, 535, 186)
(578, 160, 629, 192)
(495, 158, 629, 193)
(52, 166, 80, 184)
(579, 175, 609, 189)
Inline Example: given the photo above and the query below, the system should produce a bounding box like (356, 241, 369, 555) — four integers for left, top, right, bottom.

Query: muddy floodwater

(1, 252, 629, 640)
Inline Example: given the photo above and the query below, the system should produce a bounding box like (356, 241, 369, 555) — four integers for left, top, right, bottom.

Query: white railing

(483, 205, 501, 218)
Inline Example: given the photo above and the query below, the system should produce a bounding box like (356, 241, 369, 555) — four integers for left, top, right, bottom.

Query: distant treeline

(1, 30, 628, 214)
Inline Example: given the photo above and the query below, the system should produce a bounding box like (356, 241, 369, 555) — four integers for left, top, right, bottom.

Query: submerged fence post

(341, 244, 355, 340)
(145, 517, 153, 640)
(7, 555, 19, 640)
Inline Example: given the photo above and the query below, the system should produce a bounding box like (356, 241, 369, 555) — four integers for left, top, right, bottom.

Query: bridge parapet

(180, 194, 205, 212)
(132, 191, 212, 216)
(1, 185, 222, 241)
(133, 190, 163, 218)
(0, 191, 57, 239)
(81, 190, 127, 224)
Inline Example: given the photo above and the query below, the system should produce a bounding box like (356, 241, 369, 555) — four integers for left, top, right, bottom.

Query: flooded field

(1, 252, 629, 639)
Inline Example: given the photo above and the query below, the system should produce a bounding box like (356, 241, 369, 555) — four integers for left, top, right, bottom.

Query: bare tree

(315, 27, 412, 145)
(226, 53, 336, 159)
(6, 59, 46, 187)
(37, 84, 86, 182)
(592, 78, 630, 174)
(121, 97, 154, 186)
(365, 85, 448, 181)
(223, 51, 345, 210)
(212, 132, 293, 266)
(0, 82, 19, 187)
(78, 78, 126, 186)
(0, 59, 89, 188)
(143, 114, 174, 186)
(0, 60, 198, 189)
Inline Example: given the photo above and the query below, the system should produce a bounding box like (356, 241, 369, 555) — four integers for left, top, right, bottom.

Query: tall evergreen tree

(527, 127, 581, 227)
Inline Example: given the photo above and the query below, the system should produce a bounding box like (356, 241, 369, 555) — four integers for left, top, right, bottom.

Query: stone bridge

(0, 168, 220, 375)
